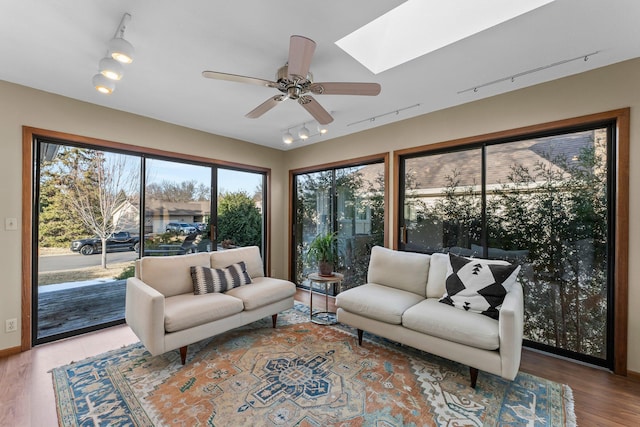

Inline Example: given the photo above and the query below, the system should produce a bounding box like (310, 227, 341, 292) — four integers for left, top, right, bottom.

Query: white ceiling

(1, 0, 639, 151)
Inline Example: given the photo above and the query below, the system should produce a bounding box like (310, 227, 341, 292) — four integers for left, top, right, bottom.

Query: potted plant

(307, 231, 338, 276)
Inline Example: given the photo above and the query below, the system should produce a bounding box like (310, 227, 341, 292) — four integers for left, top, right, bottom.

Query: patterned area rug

(52, 304, 576, 426)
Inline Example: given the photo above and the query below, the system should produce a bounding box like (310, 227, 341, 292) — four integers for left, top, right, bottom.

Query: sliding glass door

(33, 134, 268, 345)
(36, 143, 141, 342)
(398, 125, 615, 368)
(217, 168, 266, 254)
(292, 160, 385, 292)
(143, 158, 212, 257)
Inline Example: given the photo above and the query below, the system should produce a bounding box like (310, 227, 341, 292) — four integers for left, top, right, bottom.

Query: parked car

(70, 231, 140, 255)
(166, 222, 197, 235)
(193, 222, 207, 233)
(143, 233, 198, 256)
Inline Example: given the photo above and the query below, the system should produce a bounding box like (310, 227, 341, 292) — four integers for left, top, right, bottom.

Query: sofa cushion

(439, 253, 521, 320)
(210, 246, 265, 278)
(164, 292, 244, 332)
(336, 283, 425, 325)
(426, 253, 450, 298)
(191, 262, 252, 295)
(403, 299, 500, 350)
(367, 246, 430, 297)
(138, 252, 211, 297)
(225, 277, 295, 311)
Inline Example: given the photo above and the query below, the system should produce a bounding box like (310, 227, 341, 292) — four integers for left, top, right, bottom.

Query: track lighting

(458, 51, 599, 95)
(281, 120, 328, 144)
(92, 13, 134, 94)
(317, 123, 328, 135)
(109, 13, 135, 63)
(109, 37, 135, 64)
(347, 103, 420, 127)
(92, 73, 116, 94)
(298, 124, 310, 140)
(282, 129, 294, 144)
(98, 57, 124, 80)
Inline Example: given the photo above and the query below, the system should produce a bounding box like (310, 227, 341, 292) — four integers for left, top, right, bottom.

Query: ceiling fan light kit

(203, 35, 381, 130)
(92, 13, 134, 94)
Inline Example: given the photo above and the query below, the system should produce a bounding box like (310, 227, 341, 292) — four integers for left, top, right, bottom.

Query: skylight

(335, 0, 555, 74)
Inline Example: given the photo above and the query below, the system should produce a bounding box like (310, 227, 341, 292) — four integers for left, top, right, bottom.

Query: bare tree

(62, 150, 139, 268)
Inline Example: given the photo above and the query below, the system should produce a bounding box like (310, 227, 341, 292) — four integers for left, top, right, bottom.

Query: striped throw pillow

(190, 262, 252, 295)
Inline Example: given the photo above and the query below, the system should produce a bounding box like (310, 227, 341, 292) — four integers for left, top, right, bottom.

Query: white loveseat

(125, 246, 296, 364)
(336, 246, 523, 387)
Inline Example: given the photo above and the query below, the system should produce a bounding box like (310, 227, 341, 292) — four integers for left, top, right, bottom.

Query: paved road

(38, 250, 138, 272)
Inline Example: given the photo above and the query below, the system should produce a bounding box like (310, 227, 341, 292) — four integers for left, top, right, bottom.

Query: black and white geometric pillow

(439, 253, 520, 320)
(191, 262, 252, 295)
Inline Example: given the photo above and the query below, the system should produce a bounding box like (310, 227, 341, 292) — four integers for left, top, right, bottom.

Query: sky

(146, 158, 262, 194)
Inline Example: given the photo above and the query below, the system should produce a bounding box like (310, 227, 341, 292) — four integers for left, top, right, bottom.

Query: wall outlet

(5, 318, 17, 333)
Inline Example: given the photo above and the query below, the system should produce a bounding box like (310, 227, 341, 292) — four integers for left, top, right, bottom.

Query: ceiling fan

(202, 35, 381, 125)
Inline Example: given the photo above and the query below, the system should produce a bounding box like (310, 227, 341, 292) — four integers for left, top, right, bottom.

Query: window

(396, 111, 629, 372)
(291, 156, 387, 293)
(27, 129, 268, 345)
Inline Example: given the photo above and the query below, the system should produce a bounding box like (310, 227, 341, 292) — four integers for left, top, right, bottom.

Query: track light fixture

(98, 57, 124, 80)
(109, 13, 135, 64)
(92, 13, 134, 94)
(298, 123, 310, 140)
(92, 74, 116, 94)
(282, 129, 294, 144)
(281, 120, 329, 144)
(317, 123, 328, 135)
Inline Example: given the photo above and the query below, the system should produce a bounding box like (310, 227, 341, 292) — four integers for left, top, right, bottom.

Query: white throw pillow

(439, 253, 520, 319)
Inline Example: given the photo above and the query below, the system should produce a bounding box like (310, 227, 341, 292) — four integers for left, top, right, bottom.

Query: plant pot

(318, 261, 333, 276)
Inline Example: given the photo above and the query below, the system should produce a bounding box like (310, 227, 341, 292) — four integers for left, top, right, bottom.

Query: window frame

(393, 109, 629, 375)
(22, 127, 270, 349)
(288, 153, 390, 283)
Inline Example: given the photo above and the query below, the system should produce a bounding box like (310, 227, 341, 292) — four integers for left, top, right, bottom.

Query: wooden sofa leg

(357, 329, 363, 345)
(272, 314, 278, 328)
(469, 367, 479, 388)
(179, 346, 188, 365)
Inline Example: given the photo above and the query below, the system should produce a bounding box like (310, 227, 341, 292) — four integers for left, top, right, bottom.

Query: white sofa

(125, 246, 296, 364)
(336, 246, 523, 388)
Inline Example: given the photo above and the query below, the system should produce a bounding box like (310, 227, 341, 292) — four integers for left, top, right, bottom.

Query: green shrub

(116, 264, 136, 280)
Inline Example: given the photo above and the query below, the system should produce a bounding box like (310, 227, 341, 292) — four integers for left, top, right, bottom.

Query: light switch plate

(5, 218, 17, 231)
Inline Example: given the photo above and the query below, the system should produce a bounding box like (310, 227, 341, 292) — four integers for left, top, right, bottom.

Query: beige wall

(284, 58, 640, 373)
(0, 80, 287, 351)
(1, 57, 638, 373)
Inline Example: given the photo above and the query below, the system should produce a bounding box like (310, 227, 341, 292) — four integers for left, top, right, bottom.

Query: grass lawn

(38, 247, 134, 286)
(38, 262, 134, 286)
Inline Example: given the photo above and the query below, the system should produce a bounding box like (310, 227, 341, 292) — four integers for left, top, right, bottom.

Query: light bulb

(282, 131, 294, 144)
(99, 57, 124, 80)
(92, 74, 115, 94)
(108, 37, 135, 64)
(298, 125, 310, 140)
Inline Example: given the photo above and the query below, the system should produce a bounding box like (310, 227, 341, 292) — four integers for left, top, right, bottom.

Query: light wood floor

(1, 290, 638, 426)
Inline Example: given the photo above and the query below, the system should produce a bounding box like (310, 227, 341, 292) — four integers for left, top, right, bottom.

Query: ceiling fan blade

(299, 95, 334, 125)
(287, 35, 316, 80)
(310, 82, 381, 96)
(202, 71, 277, 88)
(245, 95, 285, 119)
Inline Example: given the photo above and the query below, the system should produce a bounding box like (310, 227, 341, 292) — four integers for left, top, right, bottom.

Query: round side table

(307, 272, 344, 325)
